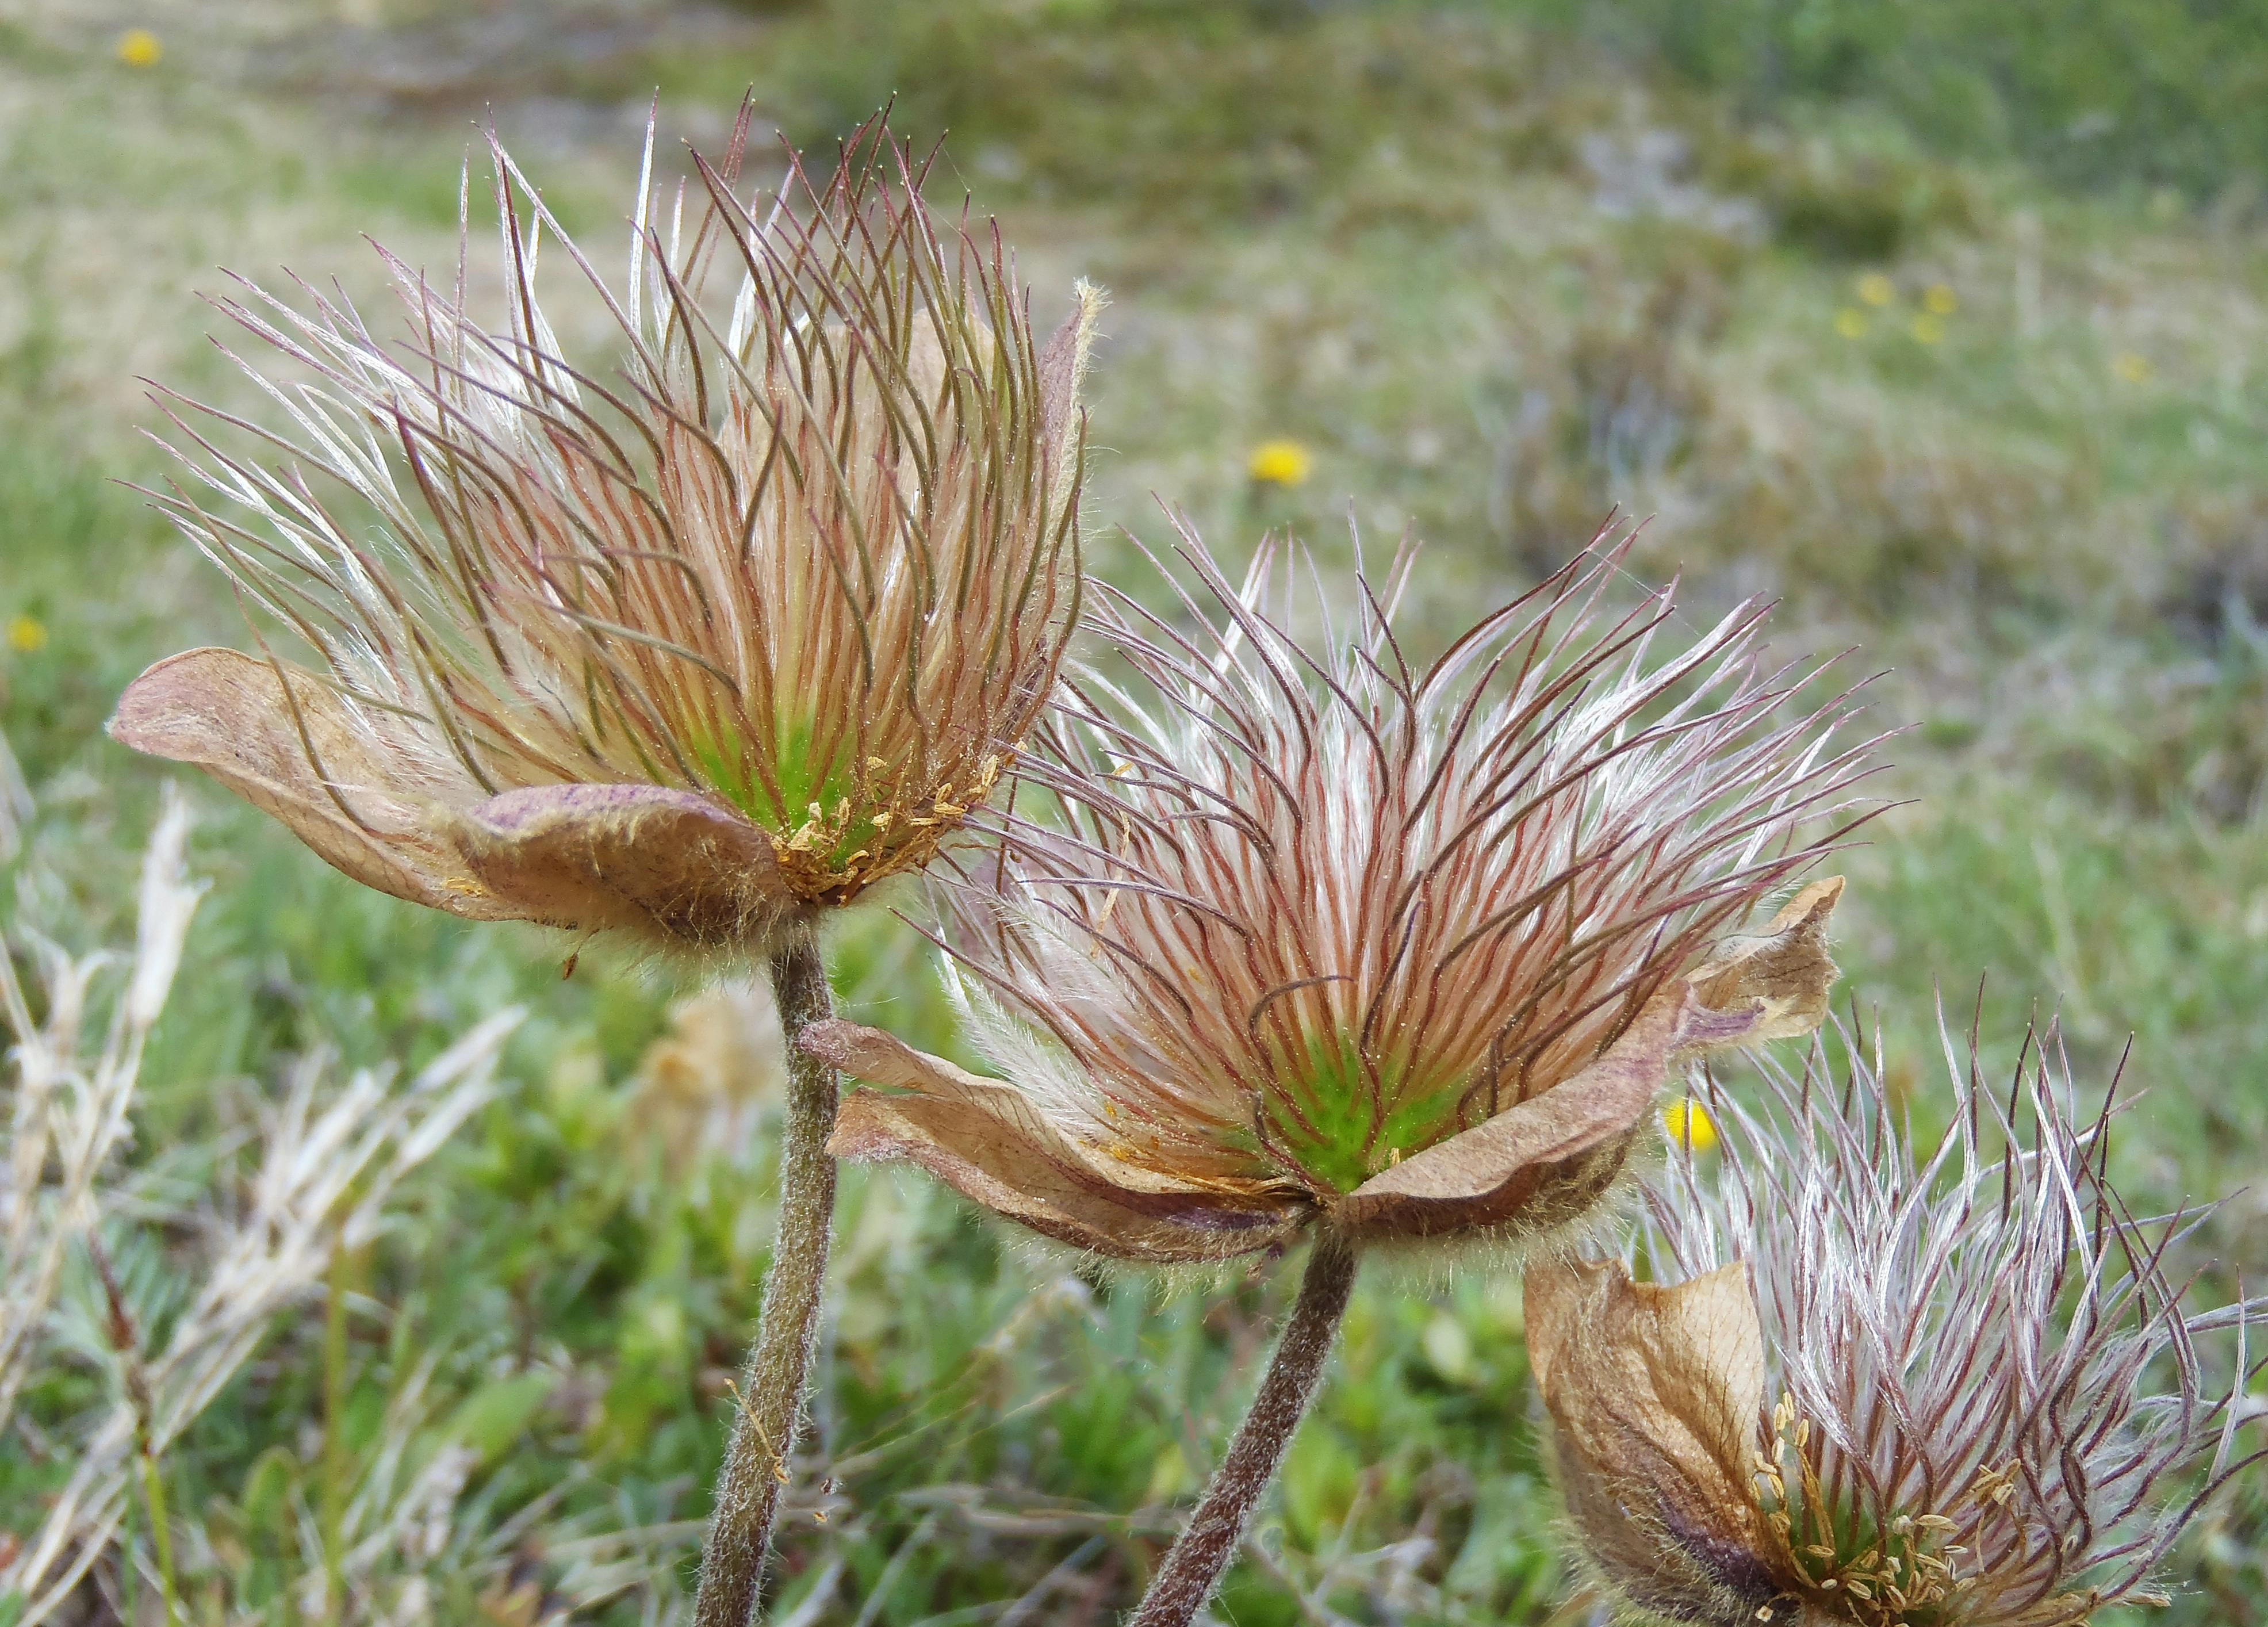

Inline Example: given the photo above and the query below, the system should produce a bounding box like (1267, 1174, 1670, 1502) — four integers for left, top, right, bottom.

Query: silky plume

(804, 518, 1879, 1624)
(107, 111, 1099, 1627)
(1528, 1013, 2268, 1627)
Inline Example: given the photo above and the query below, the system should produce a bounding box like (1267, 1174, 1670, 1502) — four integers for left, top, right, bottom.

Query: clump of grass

(0, 792, 521, 1623)
(1573, 0, 2268, 202)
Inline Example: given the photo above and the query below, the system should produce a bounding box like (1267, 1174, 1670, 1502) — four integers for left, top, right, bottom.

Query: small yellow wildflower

(2113, 350, 2154, 384)
(1663, 1097, 1718, 1152)
(116, 29, 162, 67)
(1911, 313, 1947, 346)
(6, 615, 47, 654)
(1834, 308, 1869, 340)
(1923, 284, 1959, 315)
(1856, 273, 1897, 307)
(1247, 438, 1313, 487)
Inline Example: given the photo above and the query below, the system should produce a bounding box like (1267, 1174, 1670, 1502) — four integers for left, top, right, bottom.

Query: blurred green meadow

(5, 0, 2268, 1620)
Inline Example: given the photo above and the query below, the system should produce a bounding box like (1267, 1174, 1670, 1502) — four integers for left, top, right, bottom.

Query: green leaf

(240, 1445, 300, 1533)
(440, 1373, 557, 1465)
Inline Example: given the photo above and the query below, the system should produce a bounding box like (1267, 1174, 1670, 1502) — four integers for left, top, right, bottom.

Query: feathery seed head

(808, 520, 1876, 1261)
(109, 113, 1098, 955)
(1528, 1019, 2267, 1627)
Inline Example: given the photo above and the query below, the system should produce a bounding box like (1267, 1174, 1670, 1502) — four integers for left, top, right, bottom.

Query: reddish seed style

(1528, 1016, 2268, 1627)
(809, 522, 1877, 1261)
(110, 114, 1097, 956)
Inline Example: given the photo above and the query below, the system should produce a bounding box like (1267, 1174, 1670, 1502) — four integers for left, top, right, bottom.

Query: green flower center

(1261, 1032, 1469, 1193)
(691, 718, 878, 870)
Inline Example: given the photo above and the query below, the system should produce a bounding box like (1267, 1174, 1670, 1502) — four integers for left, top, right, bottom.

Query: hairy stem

(693, 928, 841, 1627)
(1129, 1228, 1361, 1627)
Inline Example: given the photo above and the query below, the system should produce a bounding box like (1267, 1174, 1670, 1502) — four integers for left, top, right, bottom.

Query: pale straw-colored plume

(1527, 1015, 2268, 1627)
(808, 520, 1875, 1262)
(109, 113, 1098, 956)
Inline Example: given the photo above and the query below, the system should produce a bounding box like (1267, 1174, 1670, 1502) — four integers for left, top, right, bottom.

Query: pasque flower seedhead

(1528, 1019, 2267, 1627)
(110, 114, 1097, 955)
(807, 523, 1876, 1260)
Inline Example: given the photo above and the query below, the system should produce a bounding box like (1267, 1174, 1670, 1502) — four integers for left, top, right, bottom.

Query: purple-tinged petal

(1525, 1257, 1790, 1624)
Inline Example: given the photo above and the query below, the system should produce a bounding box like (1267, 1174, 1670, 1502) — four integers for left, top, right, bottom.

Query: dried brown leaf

(1333, 984, 1761, 1242)
(1687, 876, 1844, 1042)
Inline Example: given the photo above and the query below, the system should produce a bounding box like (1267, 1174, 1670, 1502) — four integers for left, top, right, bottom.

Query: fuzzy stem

(1129, 1228, 1360, 1627)
(692, 928, 841, 1627)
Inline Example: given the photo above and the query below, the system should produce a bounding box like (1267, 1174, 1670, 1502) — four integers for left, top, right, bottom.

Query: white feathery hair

(1649, 1009, 2267, 1624)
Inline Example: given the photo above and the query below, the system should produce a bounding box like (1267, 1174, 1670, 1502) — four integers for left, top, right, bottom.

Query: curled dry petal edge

(110, 647, 481, 915)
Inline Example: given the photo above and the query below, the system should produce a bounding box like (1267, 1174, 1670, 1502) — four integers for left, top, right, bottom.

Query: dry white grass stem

(0, 790, 520, 1624)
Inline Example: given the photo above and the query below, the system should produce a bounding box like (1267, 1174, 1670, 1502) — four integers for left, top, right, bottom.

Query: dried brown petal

(1332, 984, 1763, 1243)
(1687, 876, 1844, 1042)
(444, 783, 796, 950)
(109, 648, 495, 916)
(1526, 1255, 1794, 1626)
(807, 1019, 1308, 1263)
